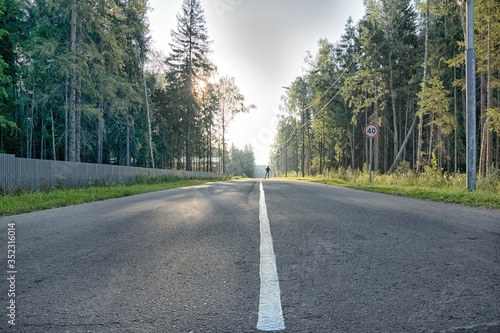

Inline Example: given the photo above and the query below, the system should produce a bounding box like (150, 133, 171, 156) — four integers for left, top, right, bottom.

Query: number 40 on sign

(364, 124, 379, 139)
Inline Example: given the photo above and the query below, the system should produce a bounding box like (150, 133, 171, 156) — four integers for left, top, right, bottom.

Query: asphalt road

(1, 179, 499, 332)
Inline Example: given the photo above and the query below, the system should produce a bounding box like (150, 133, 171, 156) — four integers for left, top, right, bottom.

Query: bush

(309, 155, 483, 192)
(478, 168, 500, 193)
(417, 154, 450, 188)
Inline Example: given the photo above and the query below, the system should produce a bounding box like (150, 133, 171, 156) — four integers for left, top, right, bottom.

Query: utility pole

(301, 106, 305, 178)
(299, 78, 306, 178)
(464, 0, 476, 190)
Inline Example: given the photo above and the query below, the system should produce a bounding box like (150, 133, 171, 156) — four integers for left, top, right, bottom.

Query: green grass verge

(0, 179, 218, 216)
(293, 177, 500, 210)
(3, 175, 498, 215)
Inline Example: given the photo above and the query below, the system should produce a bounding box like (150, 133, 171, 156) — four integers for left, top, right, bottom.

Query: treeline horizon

(271, 0, 499, 178)
(0, 0, 253, 174)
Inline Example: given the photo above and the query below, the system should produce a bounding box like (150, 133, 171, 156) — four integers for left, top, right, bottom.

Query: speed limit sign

(364, 124, 379, 139)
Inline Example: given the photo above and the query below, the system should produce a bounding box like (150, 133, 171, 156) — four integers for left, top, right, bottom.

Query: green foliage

(488, 107, 500, 134)
(417, 75, 454, 136)
(0, 0, 250, 176)
(0, 57, 10, 100)
(418, 153, 449, 188)
(0, 0, 156, 165)
(226, 144, 255, 177)
(272, 0, 499, 179)
(0, 115, 17, 133)
(0, 0, 22, 133)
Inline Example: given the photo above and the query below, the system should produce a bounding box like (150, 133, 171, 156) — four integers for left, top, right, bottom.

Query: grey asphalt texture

(0, 179, 499, 332)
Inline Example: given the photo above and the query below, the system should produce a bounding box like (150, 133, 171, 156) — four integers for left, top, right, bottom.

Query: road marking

(257, 181, 285, 331)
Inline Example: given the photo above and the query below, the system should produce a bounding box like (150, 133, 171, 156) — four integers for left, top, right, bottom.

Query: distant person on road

(265, 166, 271, 179)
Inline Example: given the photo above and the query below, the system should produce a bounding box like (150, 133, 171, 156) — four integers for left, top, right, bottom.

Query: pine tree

(166, 0, 214, 171)
(476, 0, 500, 175)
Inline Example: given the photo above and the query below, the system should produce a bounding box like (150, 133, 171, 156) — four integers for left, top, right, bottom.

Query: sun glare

(195, 79, 207, 92)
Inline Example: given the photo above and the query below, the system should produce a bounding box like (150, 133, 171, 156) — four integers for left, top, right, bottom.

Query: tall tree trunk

(76, 99, 81, 162)
(389, 53, 398, 160)
(40, 109, 44, 159)
(142, 57, 155, 169)
(222, 121, 225, 174)
(351, 122, 355, 170)
(374, 101, 380, 173)
(28, 84, 35, 158)
(446, 137, 452, 175)
(416, 1, 430, 174)
(384, 115, 388, 172)
(485, 15, 493, 174)
(50, 109, 56, 160)
(218, 134, 222, 173)
(68, 0, 77, 162)
(186, 110, 192, 171)
(220, 97, 226, 174)
(428, 111, 435, 165)
(97, 99, 104, 164)
(65, 80, 68, 161)
(209, 126, 213, 172)
(307, 111, 312, 174)
(479, 73, 487, 177)
(206, 124, 210, 172)
(185, 74, 193, 171)
(126, 112, 130, 166)
(389, 113, 418, 174)
(97, 115, 104, 164)
(454, 66, 458, 174)
(496, 134, 499, 170)
(320, 114, 324, 174)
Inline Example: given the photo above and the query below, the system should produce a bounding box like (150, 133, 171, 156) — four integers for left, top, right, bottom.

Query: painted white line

(257, 181, 285, 331)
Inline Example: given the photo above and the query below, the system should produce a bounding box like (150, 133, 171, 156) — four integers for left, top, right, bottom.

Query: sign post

(364, 124, 379, 183)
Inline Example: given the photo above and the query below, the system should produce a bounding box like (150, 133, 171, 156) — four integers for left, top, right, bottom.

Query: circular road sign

(364, 124, 379, 139)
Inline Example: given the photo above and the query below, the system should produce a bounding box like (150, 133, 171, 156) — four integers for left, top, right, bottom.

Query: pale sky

(147, 0, 366, 165)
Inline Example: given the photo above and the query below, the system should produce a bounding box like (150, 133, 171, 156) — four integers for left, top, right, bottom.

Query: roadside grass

(285, 163, 500, 210)
(303, 178, 500, 210)
(0, 178, 220, 216)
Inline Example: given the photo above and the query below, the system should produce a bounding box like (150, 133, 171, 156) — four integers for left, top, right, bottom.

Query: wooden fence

(0, 154, 221, 194)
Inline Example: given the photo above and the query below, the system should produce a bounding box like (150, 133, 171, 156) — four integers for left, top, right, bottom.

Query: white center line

(257, 181, 285, 331)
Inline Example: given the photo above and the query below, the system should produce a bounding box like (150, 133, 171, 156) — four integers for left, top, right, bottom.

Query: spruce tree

(166, 0, 214, 171)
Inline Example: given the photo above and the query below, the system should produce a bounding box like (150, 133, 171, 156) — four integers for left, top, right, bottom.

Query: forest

(271, 0, 499, 179)
(1, 0, 499, 180)
(0, 0, 255, 176)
